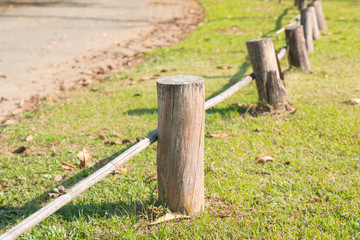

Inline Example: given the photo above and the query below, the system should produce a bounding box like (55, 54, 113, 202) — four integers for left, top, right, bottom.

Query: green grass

(1, 0, 360, 239)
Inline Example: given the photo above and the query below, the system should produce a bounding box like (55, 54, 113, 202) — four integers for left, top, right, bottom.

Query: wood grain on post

(157, 75, 204, 217)
(246, 38, 290, 111)
(301, 8, 314, 53)
(313, 0, 327, 31)
(308, 5, 320, 40)
(285, 25, 311, 72)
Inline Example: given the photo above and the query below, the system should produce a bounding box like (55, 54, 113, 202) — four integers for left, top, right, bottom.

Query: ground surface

(0, 0, 360, 239)
(0, 0, 199, 119)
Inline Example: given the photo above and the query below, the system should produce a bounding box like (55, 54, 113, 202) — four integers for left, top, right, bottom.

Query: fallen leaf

(49, 193, 59, 198)
(146, 173, 157, 183)
(148, 213, 190, 226)
(217, 65, 232, 70)
(53, 140, 59, 145)
(284, 161, 291, 165)
(139, 76, 155, 81)
(160, 68, 177, 73)
(61, 161, 76, 170)
(58, 185, 67, 193)
(254, 128, 263, 132)
(308, 198, 323, 202)
(148, 206, 164, 215)
(97, 135, 105, 140)
(49, 96, 56, 102)
(255, 156, 275, 163)
(134, 93, 141, 97)
(1, 152, 14, 157)
(0, 182, 9, 191)
(54, 175, 63, 182)
(207, 132, 231, 138)
(210, 161, 216, 171)
(342, 98, 360, 105)
(255, 171, 271, 175)
(59, 81, 67, 91)
(114, 166, 128, 174)
(12, 108, 23, 115)
(26, 135, 33, 142)
(76, 148, 92, 167)
(12, 146, 27, 154)
(214, 213, 231, 218)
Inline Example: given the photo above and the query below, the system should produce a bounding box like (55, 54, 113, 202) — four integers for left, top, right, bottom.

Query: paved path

(0, 0, 197, 119)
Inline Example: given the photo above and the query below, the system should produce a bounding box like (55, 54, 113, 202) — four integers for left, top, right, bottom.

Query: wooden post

(301, 8, 314, 53)
(285, 25, 311, 72)
(157, 75, 204, 217)
(298, 0, 306, 10)
(308, 5, 320, 40)
(313, 0, 327, 31)
(295, 0, 299, 7)
(246, 38, 290, 111)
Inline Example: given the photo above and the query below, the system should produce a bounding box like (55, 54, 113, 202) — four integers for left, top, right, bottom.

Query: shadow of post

(262, 7, 293, 37)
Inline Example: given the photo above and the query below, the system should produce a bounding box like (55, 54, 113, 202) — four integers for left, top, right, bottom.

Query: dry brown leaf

(148, 213, 190, 226)
(98, 135, 106, 140)
(26, 135, 33, 142)
(53, 140, 59, 145)
(12, 146, 27, 154)
(77, 148, 92, 167)
(49, 193, 59, 198)
(139, 76, 155, 81)
(217, 65, 232, 70)
(255, 171, 271, 175)
(308, 198, 323, 202)
(255, 156, 275, 163)
(210, 161, 216, 171)
(1, 152, 14, 157)
(0, 182, 9, 191)
(254, 127, 263, 132)
(148, 206, 164, 215)
(207, 132, 231, 138)
(342, 98, 360, 105)
(59, 81, 67, 91)
(54, 175, 63, 182)
(146, 173, 157, 183)
(61, 161, 77, 170)
(114, 166, 128, 174)
(160, 68, 177, 73)
(214, 213, 231, 218)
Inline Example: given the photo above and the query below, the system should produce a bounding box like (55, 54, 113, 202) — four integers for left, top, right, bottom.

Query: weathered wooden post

(313, 0, 327, 31)
(246, 38, 290, 111)
(298, 0, 306, 10)
(285, 25, 311, 72)
(156, 75, 205, 217)
(308, 4, 320, 40)
(301, 8, 315, 53)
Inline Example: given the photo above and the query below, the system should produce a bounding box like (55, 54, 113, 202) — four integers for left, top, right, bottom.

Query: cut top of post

(246, 37, 272, 45)
(157, 75, 204, 86)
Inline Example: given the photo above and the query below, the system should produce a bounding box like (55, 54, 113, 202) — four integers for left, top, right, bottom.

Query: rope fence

(0, 0, 327, 238)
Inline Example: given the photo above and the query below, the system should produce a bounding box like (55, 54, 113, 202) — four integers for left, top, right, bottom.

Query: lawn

(0, 0, 359, 239)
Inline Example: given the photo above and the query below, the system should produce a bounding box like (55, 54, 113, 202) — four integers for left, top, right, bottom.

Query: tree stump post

(156, 75, 205, 217)
(313, 0, 327, 31)
(298, 0, 306, 10)
(301, 8, 315, 53)
(246, 38, 290, 111)
(285, 25, 311, 72)
(308, 5, 320, 40)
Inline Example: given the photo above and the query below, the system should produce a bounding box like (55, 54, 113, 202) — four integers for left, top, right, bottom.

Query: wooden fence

(0, 0, 326, 239)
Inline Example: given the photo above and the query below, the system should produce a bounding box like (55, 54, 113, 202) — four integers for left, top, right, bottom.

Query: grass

(1, 0, 360, 239)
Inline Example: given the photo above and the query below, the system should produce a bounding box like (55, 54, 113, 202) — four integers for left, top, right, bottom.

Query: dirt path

(0, 0, 202, 124)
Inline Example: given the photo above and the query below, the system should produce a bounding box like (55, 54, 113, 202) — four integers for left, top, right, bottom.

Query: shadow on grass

(55, 197, 160, 223)
(0, 141, 149, 231)
(262, 7, 292, 37)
